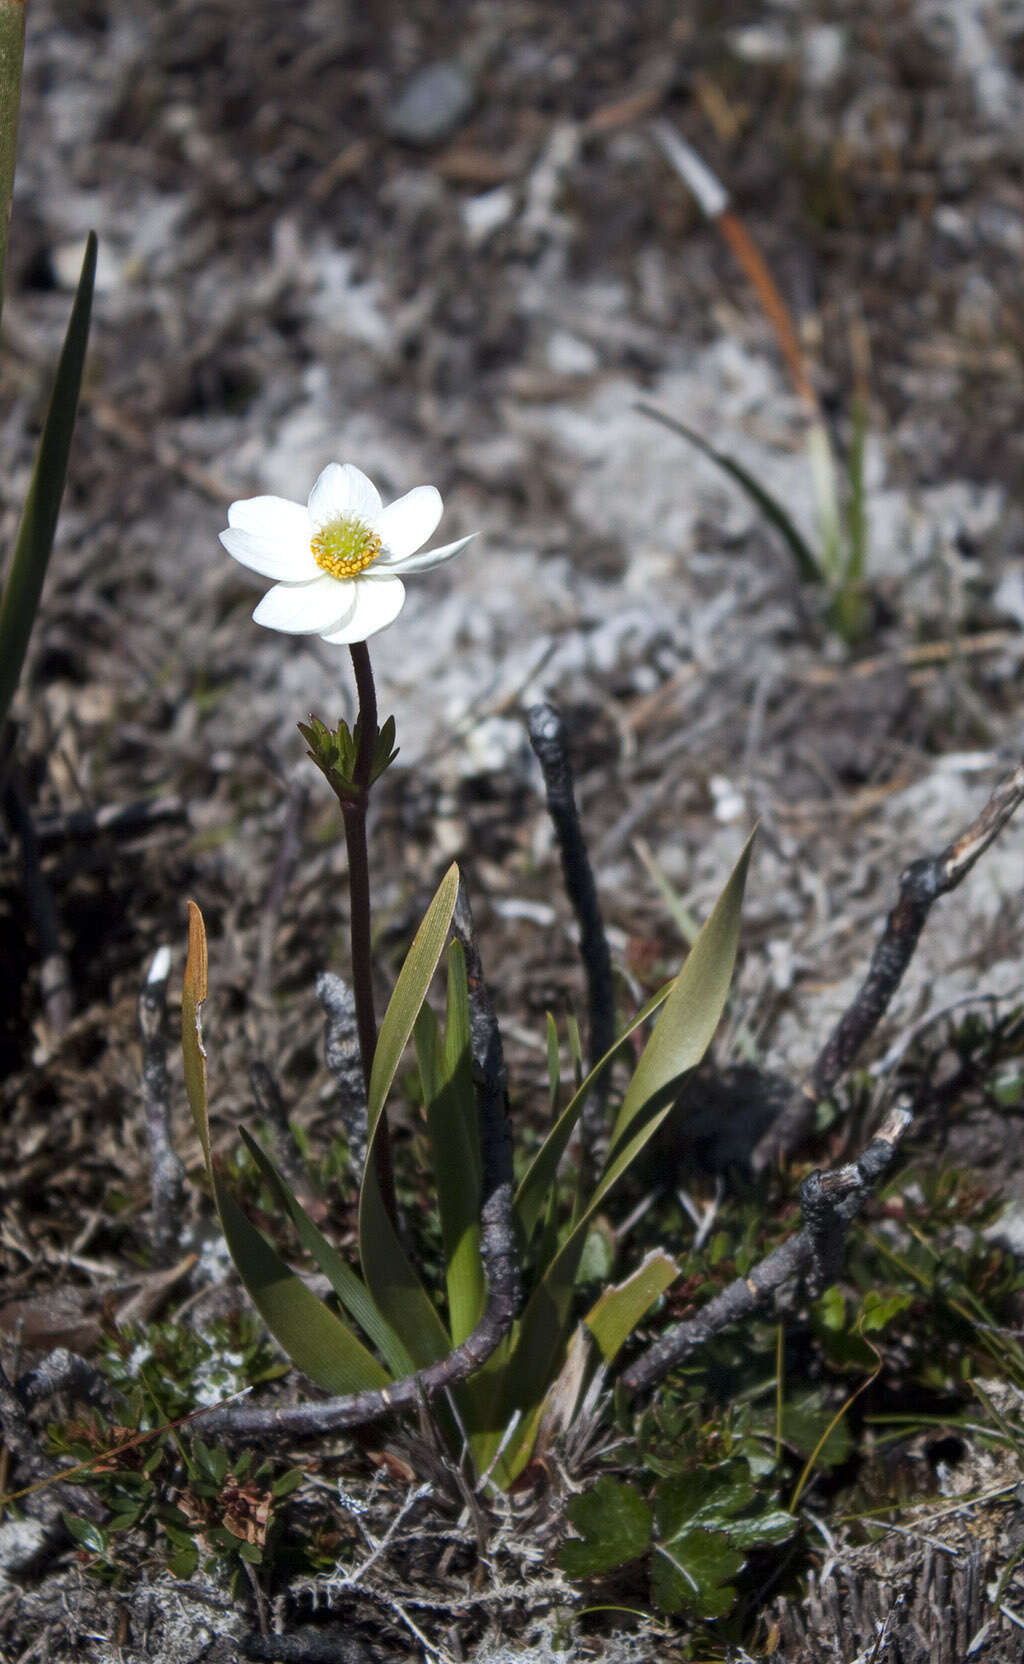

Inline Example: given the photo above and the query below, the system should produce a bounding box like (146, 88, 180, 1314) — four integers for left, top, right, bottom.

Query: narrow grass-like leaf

(212, 1176, 389, 1395)
(585, 1250, 680, 1365)
(846, 393, 867, 589)
(632, 838, 699, 946)
(182, 903, 388, 1394)
(0, 233, 96, 728)
(515, 981, 673, 1245)
(497, 835, 753, 1481)
(609, 830, 755, 1153)
(358, 865, 460, 1366)
(415, 945, 485, 1346)
(636, 401, 822, 588)
(239, 1128, 413, 1379)
(546, 1015, 561, 1116)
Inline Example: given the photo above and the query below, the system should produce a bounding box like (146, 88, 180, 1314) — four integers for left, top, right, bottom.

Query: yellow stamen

(311, 515, 383, 580)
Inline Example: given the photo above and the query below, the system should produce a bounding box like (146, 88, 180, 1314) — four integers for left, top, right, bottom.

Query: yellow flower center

(310, 515, 383, 581)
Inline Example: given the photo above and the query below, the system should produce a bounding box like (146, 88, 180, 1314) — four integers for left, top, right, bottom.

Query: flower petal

(308, 463, 383, 529)
(373, 533, 477, 575)
(221, 526, 319, 582)
(228, 494, 310, 544)
(252, 575, 357, 634)
(320, 577, 406, 644)
(375, 486, 443, 560)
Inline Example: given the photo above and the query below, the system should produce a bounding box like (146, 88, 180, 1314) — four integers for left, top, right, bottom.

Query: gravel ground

(2, 1, 1024, 1657)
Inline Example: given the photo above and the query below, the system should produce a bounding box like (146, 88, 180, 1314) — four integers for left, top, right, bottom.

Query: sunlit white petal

(220, 526, 319, 582)
(374, 533, 477, 575)
(228, 495, 311, 545)
(320, 578, 406, 643)
(253, 575, 357, 634)
(308, 463, 383, 529)
(376, 486, 443, 560)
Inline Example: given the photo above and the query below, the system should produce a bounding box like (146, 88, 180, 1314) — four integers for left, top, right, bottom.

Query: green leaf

(649, 1528, 743, 1618)
(0, 232, 96, 729)
(635, 401, 822, 587)
(182, 904, 391, 1396)
(416, 941, 485, 1346)
(212, 1178, 390, 1395)
(609, 829, 755, 1152)
(358, 865, 460, 1368)
(496, 835, 754, 1483)
(560, 1478, 653, 1578)
(860, 1289, 912, 1334)
(654, 1465, 755, 1539)
(546, 1014, 561, 1115)
(271, 1469, 306, 1499)
(585, 1249, 680, 1365)
(780, 1394, 852, 1469)
(239, 1128, 413, 1379)
(63, 1514, 108, 1555)
(648, 1461, 792, 1618)
(515, 979, 674, 1246)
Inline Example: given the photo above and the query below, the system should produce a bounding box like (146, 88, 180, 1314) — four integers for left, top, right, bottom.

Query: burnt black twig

(139, 946, 186, 1266)
(195, 885, 520, 1445)
(527, 702, 616, 1163)
(754, 760, 1024, 1171)
(625, 1104, 911, 1397)
(621, 1101, 912, 1398)
(16, 1348, 119, 1417)
(316, 972, 369, 1185)
(0, 794, 184, 854)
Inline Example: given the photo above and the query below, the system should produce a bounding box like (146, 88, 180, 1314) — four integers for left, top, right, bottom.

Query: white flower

(220, 462, 475, 645)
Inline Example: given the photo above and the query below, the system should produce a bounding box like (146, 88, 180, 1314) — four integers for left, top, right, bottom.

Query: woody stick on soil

(527, 701, 616, 1170)
(622, 1099, 913, 1399)
(754, 759, 1024, 1172)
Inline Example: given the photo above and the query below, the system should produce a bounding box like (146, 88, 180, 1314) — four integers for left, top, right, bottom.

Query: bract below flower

(219, 463, 475, 645)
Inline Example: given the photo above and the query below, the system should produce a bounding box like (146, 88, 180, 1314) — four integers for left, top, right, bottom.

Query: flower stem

(341, 641, 396, 1224)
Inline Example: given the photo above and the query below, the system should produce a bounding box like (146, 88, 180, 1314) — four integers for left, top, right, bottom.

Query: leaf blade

(635, 401, 822, 587)
(0, 233, 97, 727)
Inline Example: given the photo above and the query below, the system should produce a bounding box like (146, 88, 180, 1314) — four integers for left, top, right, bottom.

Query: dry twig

(754, 760, 1024, 1171)
(526, 701, 615, 1166)
(621, 1100, 912, 1399)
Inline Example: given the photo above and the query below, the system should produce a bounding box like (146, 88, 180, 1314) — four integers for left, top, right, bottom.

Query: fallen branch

(16, 1347, 118, 1416)
(527, 701, 616, 1167)
(754, 760, 1024, 1171)
(0, 794, 184, 853)
(621, 1100, 912, 1399)
(138, 946, 186, 1266)
(196, 882, 521, 1444)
